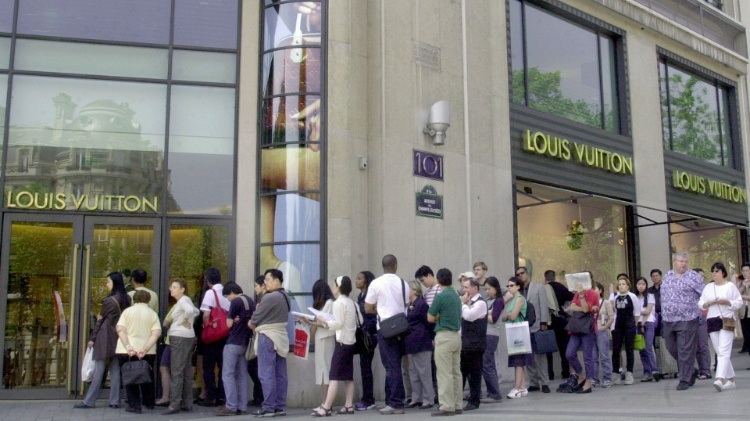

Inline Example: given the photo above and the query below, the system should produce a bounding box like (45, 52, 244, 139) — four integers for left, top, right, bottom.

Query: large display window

(669, 218, 741, 274)
(516, 181, 629, 290)
(257, 0, 324, 303)
(510, 0, 621, 133)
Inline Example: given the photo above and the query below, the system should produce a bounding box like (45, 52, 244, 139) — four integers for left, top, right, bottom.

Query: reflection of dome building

(5, 94, 177, 213)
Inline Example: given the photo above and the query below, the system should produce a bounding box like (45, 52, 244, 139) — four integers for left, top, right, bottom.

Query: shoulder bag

(715, 284, 736, 332)
(565, 311, 594, 334)
(202, 289, 230, 344)
(378, 279, 411, 340)
(353, 301, 375, 354)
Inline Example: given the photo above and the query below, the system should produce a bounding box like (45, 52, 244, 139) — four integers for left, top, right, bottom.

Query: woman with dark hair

(311, 276, 361, 416)
(481, 277, 503, 402)
(502, 276, 533, 399)
(302, 279, 335, 402)
(635, 277, 660, 382)
(74, 272, 131, 409)
(354, 271, 377, 411)
(404, 279, 435, 409)
(700, 262, 743, 391)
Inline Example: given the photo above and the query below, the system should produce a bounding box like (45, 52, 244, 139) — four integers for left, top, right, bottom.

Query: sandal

(337, 406, 354, 415)
(311, 406, 332, 417)
(697, 373, 711, 380)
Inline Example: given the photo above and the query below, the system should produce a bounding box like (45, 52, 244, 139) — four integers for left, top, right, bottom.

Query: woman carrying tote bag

(501, 276, 533, 399)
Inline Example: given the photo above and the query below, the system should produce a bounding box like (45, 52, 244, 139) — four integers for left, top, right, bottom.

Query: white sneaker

(624, 372, 634, 385)
(506, 389, 524, 399)
(722, 380, 736, 391)
(518, 388, 528, 397)
(713, 379, 723, 392)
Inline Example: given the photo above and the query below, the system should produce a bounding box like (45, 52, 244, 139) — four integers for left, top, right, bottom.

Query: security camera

(423, 100, 450, 145)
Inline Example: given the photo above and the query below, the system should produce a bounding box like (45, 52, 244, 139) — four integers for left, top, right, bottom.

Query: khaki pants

(434, 330, 462, 412)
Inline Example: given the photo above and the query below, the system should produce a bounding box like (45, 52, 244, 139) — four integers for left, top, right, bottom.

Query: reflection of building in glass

(5, 94, 177, 212)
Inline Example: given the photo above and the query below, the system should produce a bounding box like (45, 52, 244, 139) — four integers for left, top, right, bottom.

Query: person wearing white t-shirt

(365, 255, 408, 415)
(635, 277, 660, 382)
(198, 268, 231, 407)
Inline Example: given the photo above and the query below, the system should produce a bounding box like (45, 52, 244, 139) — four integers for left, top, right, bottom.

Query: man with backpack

(216, 282, 256, 416)
(516, 267, 551, 393)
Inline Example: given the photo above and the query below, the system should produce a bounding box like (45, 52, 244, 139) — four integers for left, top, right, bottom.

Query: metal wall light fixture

(423, 100, 450, 145)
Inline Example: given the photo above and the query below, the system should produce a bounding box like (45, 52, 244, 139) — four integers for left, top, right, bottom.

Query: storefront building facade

(0, 0, 748, 406)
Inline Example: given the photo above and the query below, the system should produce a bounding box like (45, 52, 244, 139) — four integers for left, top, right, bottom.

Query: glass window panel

(0, 74, 5, 165)
(172, 50, 236, 83)
(262, 48, 322, 97)
(510, 0, 525, 105)
(260, 145, 321, 192)
(670, 225, 739, 272)
(718, 88, 732, 167)
(168, 223, 230, 300)
(15, 39, 168, 79)
(17, 0, 170, 44)
(7, 76, 166, 206)
(260, 193, 320, 242)
(261, 95, 321, 145)
(259, 244, 319, 297)
(525, 4, 602, 128)
(600, 36, 619, 133)
(0, 0, 12, 32)
(0, 37, 10, 69)
(664, 64, 722, 165)
(174, 0, 238, 49)
(659, 60, 671, 150)
(263, 2, 322, 52)
(168, 86, 235, 215)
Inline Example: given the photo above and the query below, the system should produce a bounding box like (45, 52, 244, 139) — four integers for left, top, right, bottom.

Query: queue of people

(74, 251, 749, 418)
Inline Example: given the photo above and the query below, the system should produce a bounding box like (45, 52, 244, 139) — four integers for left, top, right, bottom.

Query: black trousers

(202, 338, 227, 402)
(247, 357, 264, 404)
(612, 323, 636, 373)
(552, 315, 571, 378)
(740, 317, 750, 352)
(460, 350, 483, 407)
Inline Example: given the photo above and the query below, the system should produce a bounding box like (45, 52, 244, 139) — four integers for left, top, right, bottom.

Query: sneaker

(722, 380, 736, 390)
(379, 405, 405, 415)
(519, 389, 528, 397)
(624, 372, 634, 385)
(541, 385, 550, 394)
(274, 409, 286, 417)
(356, 403, 376, 411)
(613, 375, 622, 385)
(506, 388, 521, 399)
(601, 380, 611, 388)
(714, 379, 723, 392)
(641, 374, 653, 382)
(253, 409, 277, 417)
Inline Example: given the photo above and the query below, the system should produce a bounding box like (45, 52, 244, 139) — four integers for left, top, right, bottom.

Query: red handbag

(201, 290, 230, 344)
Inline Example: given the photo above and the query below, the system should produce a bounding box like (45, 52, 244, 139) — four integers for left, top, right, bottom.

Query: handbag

(121, 359, 152, 385)
(80, 348, 95, 382)
(531, 330, 558, 354)
(714, 284, 737, 332)
(706, 316, 722, 333)
(245, 335, 256, 361)
(201, 289, 230, 344)
(378, 279, 411, 340)
(353, 302, 375, 354)
(505, 321, 532, 355)
(565, 312, 594, 334)
(634, 333, 646, 351)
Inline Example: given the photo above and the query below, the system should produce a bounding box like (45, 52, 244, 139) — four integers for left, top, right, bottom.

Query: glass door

(0, 214, 160, 399)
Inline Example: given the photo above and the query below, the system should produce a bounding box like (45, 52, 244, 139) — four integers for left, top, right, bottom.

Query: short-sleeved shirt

(423, 284, 441, 307)
(365, 274, 408, 329)
(227, 294, 255, 347)
(116, 303, 161, 354)
(661, 269, 704, 322)
(638, 293, 656, 323)
(428, 286, 461, 332)
(201, 284, 231, 313)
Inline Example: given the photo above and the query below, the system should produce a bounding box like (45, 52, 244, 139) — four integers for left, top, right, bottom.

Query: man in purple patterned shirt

(661, 251, 704, 391)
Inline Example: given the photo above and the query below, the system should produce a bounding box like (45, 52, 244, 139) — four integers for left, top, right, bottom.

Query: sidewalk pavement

(4, 351, 750, 421)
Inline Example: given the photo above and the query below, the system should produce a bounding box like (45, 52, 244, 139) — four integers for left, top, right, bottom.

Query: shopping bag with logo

(293, 320, 311, 360)
(505, 321, 532, 355)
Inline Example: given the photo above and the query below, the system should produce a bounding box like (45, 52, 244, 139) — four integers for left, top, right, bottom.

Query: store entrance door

(0, 213, 161, 399)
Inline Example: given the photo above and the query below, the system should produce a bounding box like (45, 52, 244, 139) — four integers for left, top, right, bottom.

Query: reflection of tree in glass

(169, 225, 229, 301)
(512, 68, 616, 131)
(661, 73, 722, 164)
(675, 229, 739, 276)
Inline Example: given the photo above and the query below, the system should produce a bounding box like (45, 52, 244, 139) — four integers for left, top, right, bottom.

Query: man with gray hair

(661, 251, 704, 391)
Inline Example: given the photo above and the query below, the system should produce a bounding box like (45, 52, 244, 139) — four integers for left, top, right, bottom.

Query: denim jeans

(257, 334, 287, 412)
(639, 322, 659, 375)
(566, 332, 596, 380)
(222, 344, 249, 411)
(481, 335, 501, 399)
(594, 330, 612, 382)
(377, 332, 405, 409)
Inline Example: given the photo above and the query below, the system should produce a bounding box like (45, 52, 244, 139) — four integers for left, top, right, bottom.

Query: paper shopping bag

(505, 321, 532, 355)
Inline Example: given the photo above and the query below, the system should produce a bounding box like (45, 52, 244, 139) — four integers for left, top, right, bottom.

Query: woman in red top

(560, 283, 599, 394)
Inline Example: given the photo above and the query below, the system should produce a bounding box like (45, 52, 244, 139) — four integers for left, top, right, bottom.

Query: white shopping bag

(505, 321, 532, 355)
(81, 348, 95, 382)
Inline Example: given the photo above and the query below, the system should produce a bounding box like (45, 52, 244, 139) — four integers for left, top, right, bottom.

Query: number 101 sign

(413, 149, 444, 181)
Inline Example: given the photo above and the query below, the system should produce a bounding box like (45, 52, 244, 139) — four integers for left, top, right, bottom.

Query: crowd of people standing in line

(72, 250, 750, 417)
